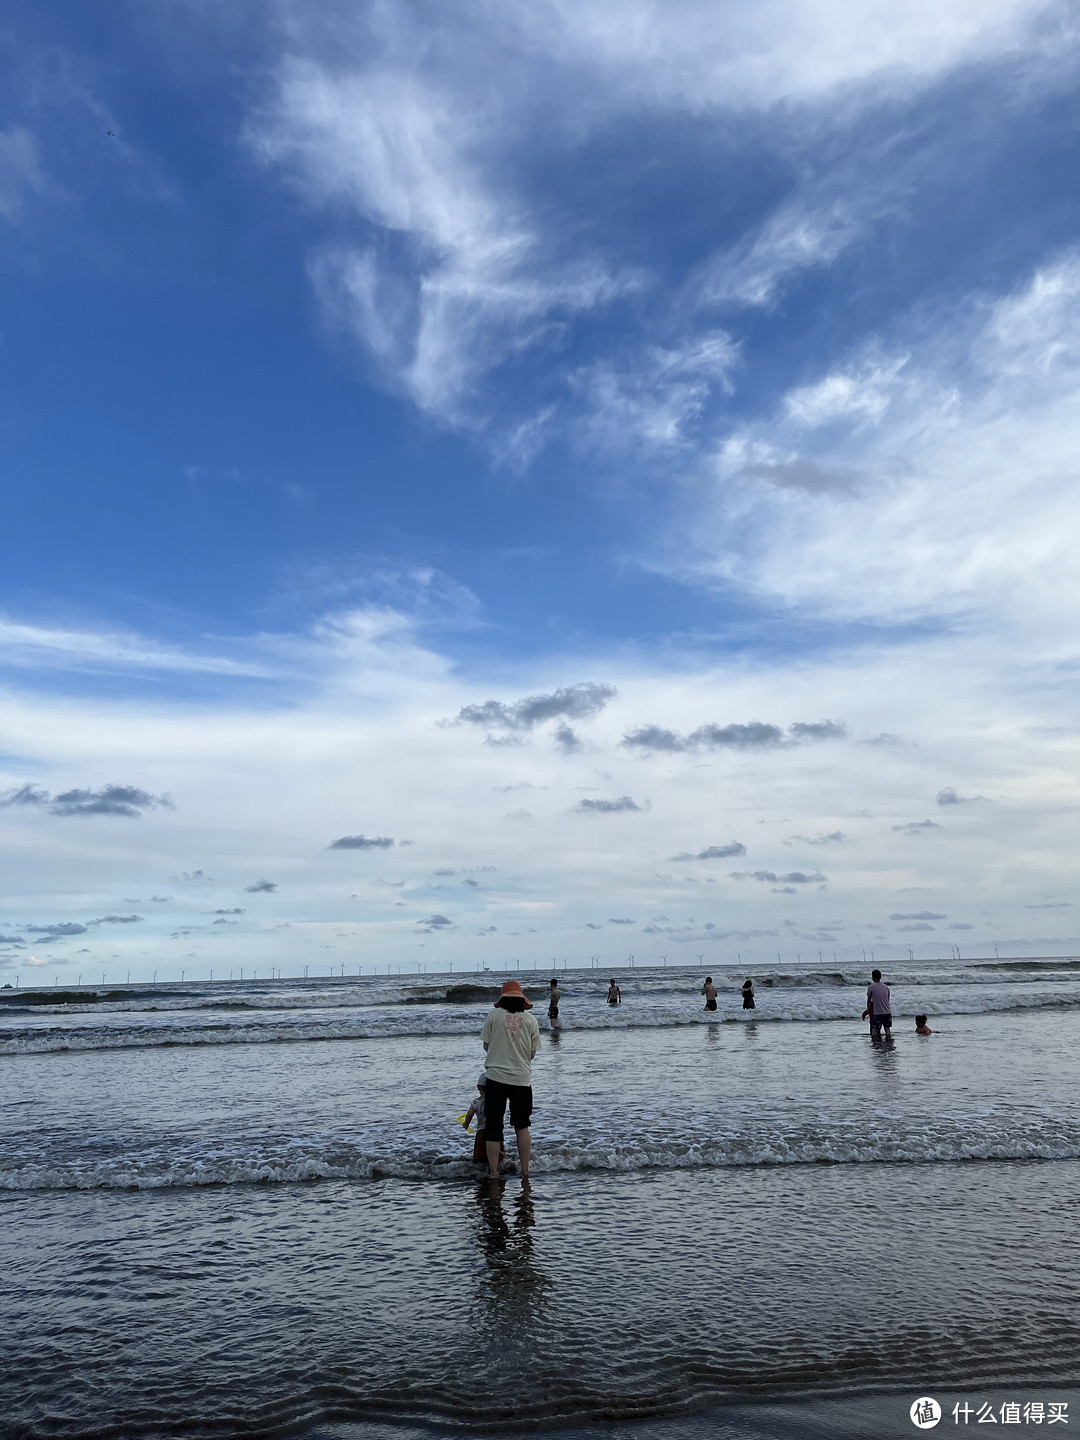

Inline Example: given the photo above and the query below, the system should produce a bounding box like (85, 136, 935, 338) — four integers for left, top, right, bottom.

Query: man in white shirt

(480, 980, 542, 1179)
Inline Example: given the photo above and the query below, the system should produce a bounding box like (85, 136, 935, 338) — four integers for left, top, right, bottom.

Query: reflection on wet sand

(472, 1179, 552, 1348)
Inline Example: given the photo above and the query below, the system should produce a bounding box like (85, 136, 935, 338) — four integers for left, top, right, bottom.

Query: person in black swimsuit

(702, 976, 718, 1011)
(741, 979, 755, 1010)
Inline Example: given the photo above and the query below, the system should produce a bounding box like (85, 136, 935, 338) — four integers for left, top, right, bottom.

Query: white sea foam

(3, 1114, 1079, 1191)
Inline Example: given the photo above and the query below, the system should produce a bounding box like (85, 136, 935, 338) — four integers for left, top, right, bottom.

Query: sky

(2, 0, 1080, 981)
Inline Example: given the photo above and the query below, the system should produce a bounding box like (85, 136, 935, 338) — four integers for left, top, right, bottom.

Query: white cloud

(495, 0, 1066, 111)
(250, 54, 629, 420)
(245, 0, 1072, 428)
(572, 332, 739, 452)
(0, 617, 274, 678)
(783, 355, 907, 428)
(3, 595, 1080, 973)
(697, 199, 866, 310)
(659, 253, 1080, 640)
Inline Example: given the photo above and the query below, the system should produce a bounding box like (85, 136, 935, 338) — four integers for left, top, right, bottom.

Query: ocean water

(2, 960, 1079, 1438)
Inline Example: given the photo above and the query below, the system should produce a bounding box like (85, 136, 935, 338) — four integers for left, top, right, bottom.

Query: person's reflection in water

(473, 1179, 550, 1317)
(468, 1180, 552, 1407)
(475, 1179, 537, 1265)
(707, 1024, 720, 1043)
(871, 1032, 899, 1067)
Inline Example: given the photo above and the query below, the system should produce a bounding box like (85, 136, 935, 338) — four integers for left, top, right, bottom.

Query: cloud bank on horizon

(1, 0, 1079, 975)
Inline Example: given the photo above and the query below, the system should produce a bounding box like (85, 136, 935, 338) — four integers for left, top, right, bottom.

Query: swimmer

(607, 979, 621, 1005)
(915, 1014, 933, 1035)
(701, 976, 718, 1011)
(741, 978, 755, 1010)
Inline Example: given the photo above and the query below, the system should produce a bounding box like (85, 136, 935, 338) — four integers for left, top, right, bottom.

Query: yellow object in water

(456, 1113, 472, 1129)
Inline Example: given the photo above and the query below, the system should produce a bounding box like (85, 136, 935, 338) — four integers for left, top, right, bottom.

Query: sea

(2, 959, 1079, 1440)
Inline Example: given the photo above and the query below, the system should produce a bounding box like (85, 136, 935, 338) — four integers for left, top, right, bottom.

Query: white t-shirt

(866, 980, 892, 1015)
(480, 1007, 542, 1086)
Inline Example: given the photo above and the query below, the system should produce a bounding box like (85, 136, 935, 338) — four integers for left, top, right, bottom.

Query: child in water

(915, 1014, 933, 1035)
(463, 1075, 506, 1167)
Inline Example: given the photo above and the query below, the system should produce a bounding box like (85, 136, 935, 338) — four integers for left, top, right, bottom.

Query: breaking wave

(3, 1111, 1079, 1191)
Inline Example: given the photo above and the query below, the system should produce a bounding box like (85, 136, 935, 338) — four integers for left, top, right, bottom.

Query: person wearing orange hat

(479, 980, 542, 1180)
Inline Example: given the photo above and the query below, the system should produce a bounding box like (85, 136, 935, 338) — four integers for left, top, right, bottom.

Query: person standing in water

(866, 969, 893, 1039)
(548, 978, 561, 1028)
(607, 979, 621, 1005)
(741, 979, 755, 1010)
(480, 981, 542, 1180)
(701, 976, 718, 1011)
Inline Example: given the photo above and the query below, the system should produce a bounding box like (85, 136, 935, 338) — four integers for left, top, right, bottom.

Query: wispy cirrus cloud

(244, 0, 1068, 449)
(663, 253, 1080, 644)
(0, 615, 273, 677)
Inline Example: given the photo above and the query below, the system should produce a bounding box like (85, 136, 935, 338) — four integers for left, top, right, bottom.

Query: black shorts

(483, 1079, 533, 1141)
(705, 999, 717, 1011)
(871, 1013, 892, 1032)
(548, 1005, 559, 1021)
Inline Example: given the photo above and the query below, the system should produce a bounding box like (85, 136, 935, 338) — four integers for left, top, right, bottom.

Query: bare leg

(515, 1127, 531, 1179)
(485, 1139, 502, 1178)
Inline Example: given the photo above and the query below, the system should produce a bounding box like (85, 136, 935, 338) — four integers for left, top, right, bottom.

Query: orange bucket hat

(499, 980, 533, 1008)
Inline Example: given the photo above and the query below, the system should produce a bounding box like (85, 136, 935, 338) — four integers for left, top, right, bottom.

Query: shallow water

(3, 1006, 1079, 1188)
(4, 1163, 1080, 1437)
(3, 962, 1079, 1438)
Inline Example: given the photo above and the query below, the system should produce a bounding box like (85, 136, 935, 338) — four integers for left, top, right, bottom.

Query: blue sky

(2, 0, 1080, 979)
